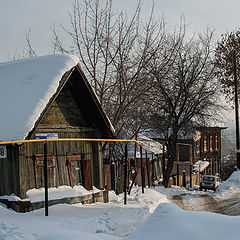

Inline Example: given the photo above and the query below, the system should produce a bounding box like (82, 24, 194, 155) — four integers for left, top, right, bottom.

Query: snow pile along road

(216, 170, 240, 197)
(125, 202, 240, 240)
(1, 172, 240, 240)
(0, 187, 168, 240)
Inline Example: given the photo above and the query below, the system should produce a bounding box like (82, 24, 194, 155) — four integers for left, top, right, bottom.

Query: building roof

(196, 126, 227, 131)
(137, 134, 163, 155)
(0, 54, 114, 141)
(193, 161, 210, 172)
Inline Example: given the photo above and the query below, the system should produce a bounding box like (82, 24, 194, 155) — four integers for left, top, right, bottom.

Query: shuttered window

(34, 153, 55, 188)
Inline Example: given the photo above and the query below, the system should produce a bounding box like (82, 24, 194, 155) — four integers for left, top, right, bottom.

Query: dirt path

(172, 192, 240, 216)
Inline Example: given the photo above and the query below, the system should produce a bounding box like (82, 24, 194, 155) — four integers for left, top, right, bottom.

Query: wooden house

(0, 54, 114, 198)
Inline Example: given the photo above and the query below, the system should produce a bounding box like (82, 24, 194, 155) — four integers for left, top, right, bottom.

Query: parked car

(199, 175, 221, 192)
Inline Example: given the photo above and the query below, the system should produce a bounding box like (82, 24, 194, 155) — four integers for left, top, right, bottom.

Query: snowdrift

(216, 170, 240, 197)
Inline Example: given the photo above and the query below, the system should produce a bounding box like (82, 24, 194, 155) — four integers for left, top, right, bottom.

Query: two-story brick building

(194, 127, 226, 176)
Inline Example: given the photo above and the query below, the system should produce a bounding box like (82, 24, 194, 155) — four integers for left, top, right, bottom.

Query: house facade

(194, 127, 226, 176)
(0, 54, 114, 198)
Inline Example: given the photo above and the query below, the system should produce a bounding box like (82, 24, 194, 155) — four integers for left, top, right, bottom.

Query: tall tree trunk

(162, 132, 177, 187)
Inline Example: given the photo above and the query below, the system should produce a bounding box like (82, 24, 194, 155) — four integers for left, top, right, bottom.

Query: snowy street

(173, 191, 240, 215)
(1, 171, 240, 239)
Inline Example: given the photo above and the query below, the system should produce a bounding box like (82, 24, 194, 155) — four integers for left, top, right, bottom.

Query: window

(196, 141, 200, 153)
(34, 153, 55, 188)
(204, 135, 208, 152)
(215, 136, 219, 151)
(203, 176, 214, 181)
(66, 154, 83, 187)
(210, 135, 213, 152)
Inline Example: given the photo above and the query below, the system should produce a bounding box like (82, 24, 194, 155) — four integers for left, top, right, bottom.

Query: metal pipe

(0, 138, 155, 155)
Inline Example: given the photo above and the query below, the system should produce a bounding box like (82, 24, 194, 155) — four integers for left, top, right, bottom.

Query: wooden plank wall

(18, 134, 103, 198)
(0, 145, 20, 196)
(103, 164, 111, 190)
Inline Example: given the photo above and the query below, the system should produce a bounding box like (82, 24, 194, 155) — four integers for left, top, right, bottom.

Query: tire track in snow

(172, 192, 240, 216)
(172, 193, 218, 212)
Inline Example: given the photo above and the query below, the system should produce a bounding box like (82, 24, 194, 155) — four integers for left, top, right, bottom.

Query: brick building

(194, 127, 226, 176)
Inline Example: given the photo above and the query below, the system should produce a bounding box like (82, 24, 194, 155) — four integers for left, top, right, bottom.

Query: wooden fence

(172, 172, 200, 187)
(103, 157, 163, 194)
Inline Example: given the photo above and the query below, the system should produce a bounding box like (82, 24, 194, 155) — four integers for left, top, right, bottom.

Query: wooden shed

(0, 54, 114, 198)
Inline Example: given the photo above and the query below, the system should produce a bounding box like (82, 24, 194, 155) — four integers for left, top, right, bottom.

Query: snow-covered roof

(0, 54, 80, 141)
(193, 161, 210, 172)
(137, 134, 163, 155)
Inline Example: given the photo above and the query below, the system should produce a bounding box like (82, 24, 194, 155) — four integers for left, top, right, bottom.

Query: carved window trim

(34, 153, 55, 188)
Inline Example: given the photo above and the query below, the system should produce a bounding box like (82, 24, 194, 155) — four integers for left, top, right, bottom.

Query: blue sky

(1, 0, 240, 62)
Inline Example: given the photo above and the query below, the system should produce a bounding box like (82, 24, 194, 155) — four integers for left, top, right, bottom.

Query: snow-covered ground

(215, 170, 240, 198)
(0, 185, 102, 203)
(0, 187, 167, 240)
(1, 171, 240, 240)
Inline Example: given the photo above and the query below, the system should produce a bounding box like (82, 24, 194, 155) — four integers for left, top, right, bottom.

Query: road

(172, 192, 240, 216)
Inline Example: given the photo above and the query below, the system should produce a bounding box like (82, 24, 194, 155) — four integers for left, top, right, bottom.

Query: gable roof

(0, 54, 114, 141)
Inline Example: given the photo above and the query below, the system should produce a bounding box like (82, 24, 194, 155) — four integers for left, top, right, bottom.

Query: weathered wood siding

(17, 81, 105, 198)
(0, 145, 20, 196)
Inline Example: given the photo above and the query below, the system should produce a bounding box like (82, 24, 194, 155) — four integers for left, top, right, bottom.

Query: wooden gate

(81, 159, 93, 190)
(66, 154, 93, 190)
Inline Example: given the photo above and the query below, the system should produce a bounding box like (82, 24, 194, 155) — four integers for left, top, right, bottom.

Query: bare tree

(51, 0, 167, 140)
(215, 30, 240, 168)
(25, 29, 38, 58)
(8, 29, 38, 61)
(19, 2, 221, 184)
(149, 29, 221, 187)
(215, 30, 240, 101)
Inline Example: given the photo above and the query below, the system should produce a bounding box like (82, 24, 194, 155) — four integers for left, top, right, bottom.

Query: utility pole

(140, 146, 144, 193)
(44, 141, 48, 216)
(124, 143, 128, 205)
(176, 143, 179, 186)
(233, 49, 240, 169)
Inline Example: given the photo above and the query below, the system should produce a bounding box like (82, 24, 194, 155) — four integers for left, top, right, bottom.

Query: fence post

(152, 153, 155, 187)
(44, 141, 48, 216)
(146, 150, 150, 187)
(189, 145, 193, 188)
(140, 146, 144, 193)
(182, 170, 186, 187)
(124, 143, 128, 205)
(162, 141, 165, 179)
